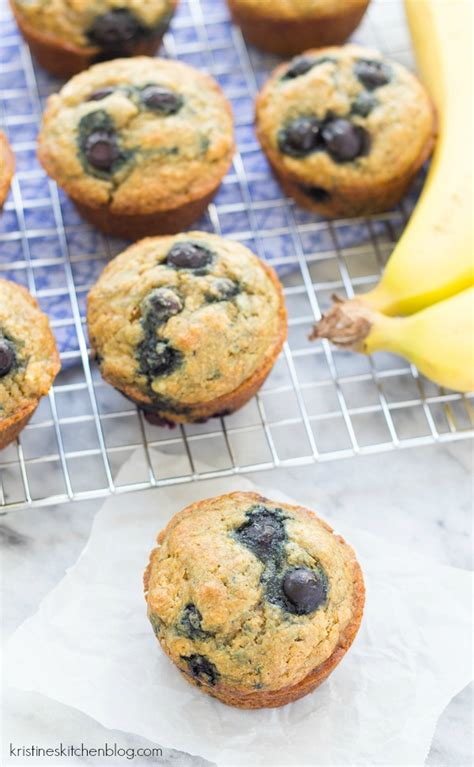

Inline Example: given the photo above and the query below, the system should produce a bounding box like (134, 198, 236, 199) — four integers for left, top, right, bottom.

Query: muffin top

(87, 233, 286, 414)
(256, 45, 435, 193)
(232, 0, 367, 19)
(0, 279, 60, 423)
(38, 57, 234, 215)
(144, 492, 364, 695)
(12, 0, 176, 51)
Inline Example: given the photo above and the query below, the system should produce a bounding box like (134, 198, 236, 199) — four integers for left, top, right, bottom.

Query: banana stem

(310, 299, 373, 351)
(311, 299, 400, 354)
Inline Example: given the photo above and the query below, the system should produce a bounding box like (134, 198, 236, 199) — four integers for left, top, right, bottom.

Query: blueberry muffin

(10, 0, 178, 78)
(227, 0, 370, 56)
(144, 492, 365, 708)
(0, 279, 60, 450)
(256, 45, 436, 217)
(87, 233, 287, 424)
(38, 57, 235, 239)
(0, 131, 15, 208)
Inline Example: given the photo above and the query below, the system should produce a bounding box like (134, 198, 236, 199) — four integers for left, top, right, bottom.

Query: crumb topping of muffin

(87, 233, 285, 412)
(38, 57, 235, 215)
(145, 492, 362, 692)
(0, 279, 60, 421)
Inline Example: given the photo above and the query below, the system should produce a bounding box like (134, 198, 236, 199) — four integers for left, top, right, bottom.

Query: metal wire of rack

(0, 0, 472, 511)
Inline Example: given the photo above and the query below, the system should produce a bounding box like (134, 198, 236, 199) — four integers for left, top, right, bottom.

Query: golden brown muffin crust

(232, 0, 367, 20)
(87, 233, 287, 418)
(0, 279, 60, 445)
(11, 0, 176, 49)
(256, 45, 435, 196)
(38, 57, 235, 216)
(144, 492, 365, 707)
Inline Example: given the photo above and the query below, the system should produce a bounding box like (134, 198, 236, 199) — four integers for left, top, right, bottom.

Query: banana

(311, 287, 474, 392)
(316, 0, 473, 322)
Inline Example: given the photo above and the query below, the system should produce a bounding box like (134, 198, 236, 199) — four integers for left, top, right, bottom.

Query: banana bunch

(311, 0, 474, 393)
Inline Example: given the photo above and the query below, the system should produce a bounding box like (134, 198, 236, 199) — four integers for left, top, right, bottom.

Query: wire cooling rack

(0, 0, 473, 511)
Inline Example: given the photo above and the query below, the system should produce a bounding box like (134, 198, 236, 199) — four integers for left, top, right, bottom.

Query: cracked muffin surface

(87, 233, 287, 423)
(256, 44, 435, 216)
(11, 0, 177, 50)
(0, 279, 60, 449)
(37, 57, 234, 219)
(144, 492, 364, 708)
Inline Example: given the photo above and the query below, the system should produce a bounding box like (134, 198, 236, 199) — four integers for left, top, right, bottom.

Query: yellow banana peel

(312, 0, 474, 392)
(311, 287, 474, 392)
(321, 0, 474, 319)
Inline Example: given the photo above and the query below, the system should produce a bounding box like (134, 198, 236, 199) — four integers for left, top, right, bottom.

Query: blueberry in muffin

(144, 492, 365, 708)
(0, 131, 15, 208)
(10, 0, 178, 77)
(256, 45, 436, 217)
(87, 233, 287, 424)
(38, 58, 235, 239)
(0, 279, 60, 450)
(227, 0, 370, 56)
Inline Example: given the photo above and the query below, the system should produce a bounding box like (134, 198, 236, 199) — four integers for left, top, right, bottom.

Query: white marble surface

(1, 441, 472, 766)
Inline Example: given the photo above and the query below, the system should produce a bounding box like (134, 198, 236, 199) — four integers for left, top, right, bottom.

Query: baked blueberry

(178, 604, 208, 640)
(78, 111, 126, 174)
(282, 55, 334, 80)
(88, 9, 148, 54)
(234, 505, 286, 562)
(321, 118, 369, 162)
(86, 87, 116, 102)
(140, 85, 183, 115)
(351, 92, 378, 117)
(282, 56, 315, 80)
(148, 613, 162, 636)
(299, 185, 330, 202)
(83, 130, 120, 171)
(206, 278, 240, 302)
(139, 339, 182, 379)
(283, 56, 315, 80)
(354, 59, 392, 90)
(278, 117, 321, 158)
(282, 566, 328, 615)
(167, 242, 213, 271)
(142, 288, 183, 324)
(139, 288, 184, 380)
(181, 654, 219, 686)
(143, 411, 176, 428)
(0, 338, 15, 377)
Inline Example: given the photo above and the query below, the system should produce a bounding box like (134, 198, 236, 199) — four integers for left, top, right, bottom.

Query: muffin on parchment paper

(144, 491, 365, 708)
(10, 0, 178, 77)
(256, 45, 436, 217)
(227, 0, 370, 56)
(38, 57, 235, 238)
(0, 131, 15, 208)
(87, 232, 287, 424)
(0, 279, 60, 450)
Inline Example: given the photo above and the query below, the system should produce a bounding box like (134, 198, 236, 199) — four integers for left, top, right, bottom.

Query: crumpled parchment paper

(6, 455, 473, 766)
